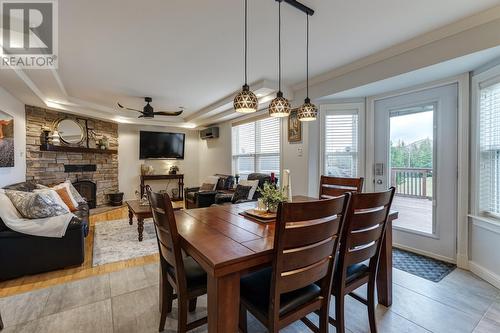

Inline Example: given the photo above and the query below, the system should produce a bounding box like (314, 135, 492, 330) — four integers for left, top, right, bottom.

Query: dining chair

(329, 187, 395, 333)
(319, 176, 364, 199)
(239, 194, 351, 333)
(146, 185, 207, 332)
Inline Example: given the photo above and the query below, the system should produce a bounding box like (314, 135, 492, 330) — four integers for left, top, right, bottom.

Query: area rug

(92, 218, 158, 267)
(393, 248, 455, 282)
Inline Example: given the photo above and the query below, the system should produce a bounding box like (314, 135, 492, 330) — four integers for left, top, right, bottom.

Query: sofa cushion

(3, 181, 38, 192)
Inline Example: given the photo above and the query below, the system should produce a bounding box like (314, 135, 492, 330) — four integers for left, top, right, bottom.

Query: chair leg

(318, 300, 330, 333)
(188, 298, 197, 313)
(239, 305, 248, 333)
(0, 311, 3, 330)
(367, 280, 378, 333)
(335, 294, 346, 333)
(177, 298, 188, 333)
(159, 279, 173, 331)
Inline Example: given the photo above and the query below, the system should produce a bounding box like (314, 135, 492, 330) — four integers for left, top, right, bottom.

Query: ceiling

(1, 0, 500, 127)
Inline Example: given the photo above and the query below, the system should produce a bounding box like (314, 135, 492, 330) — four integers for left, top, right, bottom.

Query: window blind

(479, 82, 500, 217)
(232, 117, 280, 179)
(324, 112, 359, 177)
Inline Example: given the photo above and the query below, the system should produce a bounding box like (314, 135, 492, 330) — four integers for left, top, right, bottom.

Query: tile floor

(1, 264, 499, 332)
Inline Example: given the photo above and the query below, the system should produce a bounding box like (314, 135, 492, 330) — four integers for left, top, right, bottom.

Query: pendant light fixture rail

(279, 0, 314, 16)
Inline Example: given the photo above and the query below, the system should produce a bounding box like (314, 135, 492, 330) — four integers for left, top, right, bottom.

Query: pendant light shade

(298, 14, 317, 121)
(234, 84, 258, 113)
(234, 0, 258, 113)
(269, 1, 290, 118)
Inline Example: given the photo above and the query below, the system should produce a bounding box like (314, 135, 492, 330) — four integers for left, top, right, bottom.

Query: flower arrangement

(169, 165, 179, 175)
(257, 182, 287, 213)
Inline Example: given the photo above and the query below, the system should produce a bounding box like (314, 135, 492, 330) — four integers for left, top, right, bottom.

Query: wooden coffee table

(126, 199, 182, 241)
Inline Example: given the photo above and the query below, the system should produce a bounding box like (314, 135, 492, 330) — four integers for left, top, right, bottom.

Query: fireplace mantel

(40, 144, 117, 154)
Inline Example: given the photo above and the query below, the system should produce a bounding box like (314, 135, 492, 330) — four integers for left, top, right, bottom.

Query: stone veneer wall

(25, 105, 118, 206)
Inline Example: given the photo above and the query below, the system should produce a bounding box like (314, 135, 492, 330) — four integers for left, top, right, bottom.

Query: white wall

(198, 122, 232, 181)
(118, 124, 200, 200)
(0, 87, 25, 187)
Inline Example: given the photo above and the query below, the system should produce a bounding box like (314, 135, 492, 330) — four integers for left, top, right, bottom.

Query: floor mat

(393, 248, 455, 282)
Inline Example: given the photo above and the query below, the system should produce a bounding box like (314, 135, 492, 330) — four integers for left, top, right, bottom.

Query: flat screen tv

(139, 131, 185, 159)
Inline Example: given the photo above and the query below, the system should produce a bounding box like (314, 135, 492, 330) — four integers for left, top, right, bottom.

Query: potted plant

(257, 182, 287, 213)
(169, 165, 179, 175)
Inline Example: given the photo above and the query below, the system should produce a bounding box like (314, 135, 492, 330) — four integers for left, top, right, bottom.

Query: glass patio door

(374, 84, 458, 261)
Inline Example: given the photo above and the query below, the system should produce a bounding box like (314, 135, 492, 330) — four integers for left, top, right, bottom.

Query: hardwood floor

(0, 206, 160, 298)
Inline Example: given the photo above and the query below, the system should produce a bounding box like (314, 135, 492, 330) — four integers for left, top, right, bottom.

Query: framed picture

(288, 109, 302, 143)
(0, 110, 14, 167)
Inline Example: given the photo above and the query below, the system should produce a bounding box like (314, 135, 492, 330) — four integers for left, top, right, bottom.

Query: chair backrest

(337, 187, 395, 282)
(270, 195, 350, 319)
(319, 176, 364, 199)
(146, 185, 187, 291)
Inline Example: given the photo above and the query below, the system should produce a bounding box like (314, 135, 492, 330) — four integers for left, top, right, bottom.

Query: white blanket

(0, 189, 75, 238)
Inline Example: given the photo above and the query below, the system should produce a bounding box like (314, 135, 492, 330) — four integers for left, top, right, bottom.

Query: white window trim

(319, 102, 365, 179)
(471, 64, 500, 225)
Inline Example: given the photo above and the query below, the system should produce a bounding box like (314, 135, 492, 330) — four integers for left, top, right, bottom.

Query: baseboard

(393, 243, 456, 264)
(456, 254, 469, 270)
(469, 261, 500, 289)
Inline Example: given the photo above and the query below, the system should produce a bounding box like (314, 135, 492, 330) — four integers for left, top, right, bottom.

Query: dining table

(173, 195, 398, 332)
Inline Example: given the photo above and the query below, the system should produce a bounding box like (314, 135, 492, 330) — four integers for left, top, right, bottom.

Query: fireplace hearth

(73, 180, 97, 209)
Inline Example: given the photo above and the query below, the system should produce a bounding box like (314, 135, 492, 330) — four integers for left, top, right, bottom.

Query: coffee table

(126, 199, 182, 241)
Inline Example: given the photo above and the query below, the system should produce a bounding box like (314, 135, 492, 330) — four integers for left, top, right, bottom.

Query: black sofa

(0, 182, 89, 281)
(214, 173, 271, 205)
(184, 174, 235, 209)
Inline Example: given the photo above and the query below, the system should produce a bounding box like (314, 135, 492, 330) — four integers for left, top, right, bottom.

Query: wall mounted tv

(139, 131, 185, 159)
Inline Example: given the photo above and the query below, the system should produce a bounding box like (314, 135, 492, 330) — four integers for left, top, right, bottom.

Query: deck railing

(390, 167, 432, 199)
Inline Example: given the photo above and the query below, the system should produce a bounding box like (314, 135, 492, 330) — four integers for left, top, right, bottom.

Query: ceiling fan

(117, 97, 183, 118)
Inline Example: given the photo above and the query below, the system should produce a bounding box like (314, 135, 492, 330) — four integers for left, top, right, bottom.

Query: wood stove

(73, 180, 97, 209)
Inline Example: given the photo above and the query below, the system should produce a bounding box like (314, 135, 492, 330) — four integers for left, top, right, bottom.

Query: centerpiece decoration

(257, 182, 287, 213)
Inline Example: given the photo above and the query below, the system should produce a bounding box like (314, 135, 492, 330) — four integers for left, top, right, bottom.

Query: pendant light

(269, 0, 291, 118)
(298, 14, 317, 121)
(234, 0, 258, 113)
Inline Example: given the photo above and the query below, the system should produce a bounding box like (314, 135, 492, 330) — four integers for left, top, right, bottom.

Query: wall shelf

(39, 144, 117, 155)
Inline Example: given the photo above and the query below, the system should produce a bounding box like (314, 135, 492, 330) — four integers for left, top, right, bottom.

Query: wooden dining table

(173, 195, 398, 332)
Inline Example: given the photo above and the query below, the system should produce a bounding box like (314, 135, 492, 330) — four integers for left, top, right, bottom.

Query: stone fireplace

(25, 106, 119, 206)
(73, 180, 97, 209)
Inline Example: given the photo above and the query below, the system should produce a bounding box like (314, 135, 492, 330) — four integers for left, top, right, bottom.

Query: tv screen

(139, 131, 185, 159)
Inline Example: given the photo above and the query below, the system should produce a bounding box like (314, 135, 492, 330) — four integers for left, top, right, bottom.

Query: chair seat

(240, 267, 321, 318)
(167, 256, 207, 292)
(345, 263, 369, 283)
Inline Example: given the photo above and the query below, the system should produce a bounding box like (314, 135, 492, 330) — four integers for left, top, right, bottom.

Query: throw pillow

(232, 185, 252, 203)
(5, 190, 70, 219)
(55, 187, 78, 212)
(34, 188, 71, 212)
(239, 179, 259, 200)
(64, 180, 86, 203)
(52, 182, 80, 208)
(199, 183, 216, 192)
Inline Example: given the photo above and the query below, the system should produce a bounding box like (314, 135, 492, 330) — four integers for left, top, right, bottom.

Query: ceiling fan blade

(153, 110, 183, 116)
(117, 102, 143, 113)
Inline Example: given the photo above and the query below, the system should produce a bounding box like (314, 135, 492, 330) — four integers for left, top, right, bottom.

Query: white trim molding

(469, 261, 500, 289)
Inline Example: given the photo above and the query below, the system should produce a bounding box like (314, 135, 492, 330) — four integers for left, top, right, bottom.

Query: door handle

(376, 179, 383, 185)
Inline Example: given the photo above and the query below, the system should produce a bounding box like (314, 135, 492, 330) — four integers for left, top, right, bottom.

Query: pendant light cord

(306, 14, 309, 99)
(244, 0, 248, 85)
(278, 1, 282, 92)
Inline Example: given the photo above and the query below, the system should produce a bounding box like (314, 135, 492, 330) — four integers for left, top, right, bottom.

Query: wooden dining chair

(319, 176, 364, 199)
(239, 194, 351, 333)
(146, 186, 207, 332)
(329, 187, 395, 333)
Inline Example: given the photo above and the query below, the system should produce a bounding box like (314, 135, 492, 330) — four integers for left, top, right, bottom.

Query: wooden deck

(391, 195, 433, 234)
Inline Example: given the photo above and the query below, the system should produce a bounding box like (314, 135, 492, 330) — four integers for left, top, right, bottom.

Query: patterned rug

(92, 218, 158, 267)
(393, 248, 456, 282)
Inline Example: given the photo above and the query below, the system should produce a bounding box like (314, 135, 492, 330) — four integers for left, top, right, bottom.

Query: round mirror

(57, 119, 84, 145)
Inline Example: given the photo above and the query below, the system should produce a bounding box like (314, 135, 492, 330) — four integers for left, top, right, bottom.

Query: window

(232, 117, 280, 180)
(478, 81, 500, 218)
(321, 104, 363, 178)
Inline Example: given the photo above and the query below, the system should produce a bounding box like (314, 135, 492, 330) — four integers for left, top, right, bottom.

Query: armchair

(184, 174, 234, 209)
(214, 173, 271, 205)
